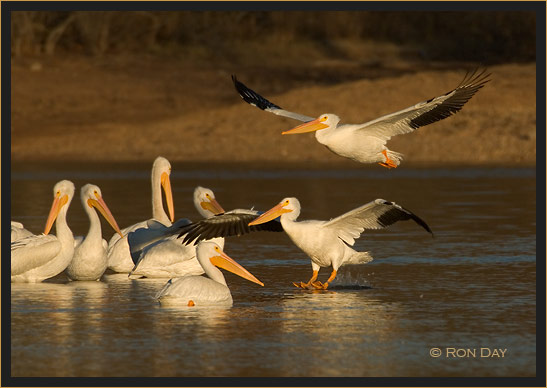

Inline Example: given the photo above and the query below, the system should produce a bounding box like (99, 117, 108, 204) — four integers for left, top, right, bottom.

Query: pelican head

(197, 242, 264, 287)
(282, 114, 340, 135)
(152, 156, 175, 222)
(44, 180, 75, 235)
(81, 184, 123, 237)
(248, 197, 301, 226)
(193, 186, 225, 218)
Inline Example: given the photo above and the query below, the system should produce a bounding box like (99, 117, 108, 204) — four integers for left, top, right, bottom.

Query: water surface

(10, 163, 536, 377)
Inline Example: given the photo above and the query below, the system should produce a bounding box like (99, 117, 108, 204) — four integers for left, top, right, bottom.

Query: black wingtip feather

(231, 75, 282, 111)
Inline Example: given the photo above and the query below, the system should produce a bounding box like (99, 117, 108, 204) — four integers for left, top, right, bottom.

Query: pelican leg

(311, 270, 337, 290)
(378, 150, 398, 169)
(293, 270, 318, 289)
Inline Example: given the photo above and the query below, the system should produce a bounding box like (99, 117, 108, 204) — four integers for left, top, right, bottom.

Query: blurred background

(11, 10, 537, 165)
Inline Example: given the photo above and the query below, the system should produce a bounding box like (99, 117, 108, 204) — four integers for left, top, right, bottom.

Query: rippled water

(9, 162, 536, 377)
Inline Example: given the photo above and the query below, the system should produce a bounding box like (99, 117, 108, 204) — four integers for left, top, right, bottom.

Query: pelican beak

(248, 202, 292, 226)
(44, 193, 69, 235)
(88, 195, 123, 237)
(161, 171, 175, 222)
(210, 249, 264, 287)
(200, 197, 225, 215)
(282, 117, 328, 135)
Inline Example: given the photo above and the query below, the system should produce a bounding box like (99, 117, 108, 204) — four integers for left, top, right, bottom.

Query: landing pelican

(233, 69, 490, 167)
(107, 156, 175, 272)
(249, 197, 433, 289)
(11, 221, 34, 242)
(128, 186, 226, 278)
(67, 184, 123, 281)
(155, 242, 264, 307)
(11, 180, 75, 283)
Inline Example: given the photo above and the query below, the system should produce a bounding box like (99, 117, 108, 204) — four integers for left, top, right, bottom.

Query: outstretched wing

(322, 199, 433, 246)
(232, 75, 315, 122)
(357, 68, 491, 140)
(177, 209, 284, 245)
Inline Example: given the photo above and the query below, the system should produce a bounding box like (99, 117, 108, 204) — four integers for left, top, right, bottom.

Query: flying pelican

(248, 197, 433, 289)
(128, 186, 226, 278)
(11, 221, 34, 242)
(66, 184, 123, 281)
(11, 180, 76, 283)
(107, 156, 175, 273)
(232, 69, 490, 167)
(155, 242, 264, 307)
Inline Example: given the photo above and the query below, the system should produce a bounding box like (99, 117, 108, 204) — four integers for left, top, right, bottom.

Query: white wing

(11, 221, 34, 242)
(232, 75, 315, 122)
(357, 69, 491, 141)
(11, 234, 62, 275)
(322, 199, 433, 246)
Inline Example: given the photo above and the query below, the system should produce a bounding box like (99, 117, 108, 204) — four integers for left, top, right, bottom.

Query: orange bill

(248, 202, 292, 226)
(201, 197, 225, 215)
(88, 195, 123, 237)
(44, 193, 68, 235)
(161, 171, 175, 222)
(282, 117, 329, 135)
(210, 249, 264, 287)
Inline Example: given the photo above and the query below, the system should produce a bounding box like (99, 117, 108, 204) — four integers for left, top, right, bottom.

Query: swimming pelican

(11, 180, 76, 283)
(248, 197, 433, 289)
(11, 221, 34, 242)
(128, 186, 226, 278)
(66, 184, 123, 281)
(155, 242, 264, 307)
(107, 156, 175, 273)
(233, 69, 490, 167)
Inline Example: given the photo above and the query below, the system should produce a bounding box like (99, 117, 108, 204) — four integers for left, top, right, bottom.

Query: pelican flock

(233, 69, 490, 168)
(12, 69, 489, 306)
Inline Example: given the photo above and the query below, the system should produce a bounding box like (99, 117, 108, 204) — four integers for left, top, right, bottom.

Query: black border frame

(2, 2, 545, 387)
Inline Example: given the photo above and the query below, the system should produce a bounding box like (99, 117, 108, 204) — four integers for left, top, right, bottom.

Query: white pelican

(248, 197, 432, 289)
(128, 186, 226, 278)
(155, 242, 264, 307)
(11, 221, 34, 242)
(107, 156, 175, 273)
(11, 180, 76, 283)
(66, 184, 123, 281)
(233, 69, 490, 167)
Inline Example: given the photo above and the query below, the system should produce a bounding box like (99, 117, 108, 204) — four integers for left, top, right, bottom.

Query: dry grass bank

(11, 57, 535, 166)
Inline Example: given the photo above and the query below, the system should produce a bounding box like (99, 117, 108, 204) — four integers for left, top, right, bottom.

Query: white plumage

(129, 187, 226, 278)
(11, 180, 75, 283)
(107, 156, 175, 273)
(155, 242, 263, 307)
(11, 221, 34, 242)
(249, 197, 433, 289)
(233, 69, 490, 167)
(66, 184, 123, 281)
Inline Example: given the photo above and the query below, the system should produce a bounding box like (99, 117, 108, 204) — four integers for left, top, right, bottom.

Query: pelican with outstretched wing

(247, 197, 433, 289)
(233, 69, 490, 167)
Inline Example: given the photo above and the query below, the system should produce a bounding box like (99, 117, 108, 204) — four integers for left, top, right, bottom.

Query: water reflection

(10, 164, 536, 377)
